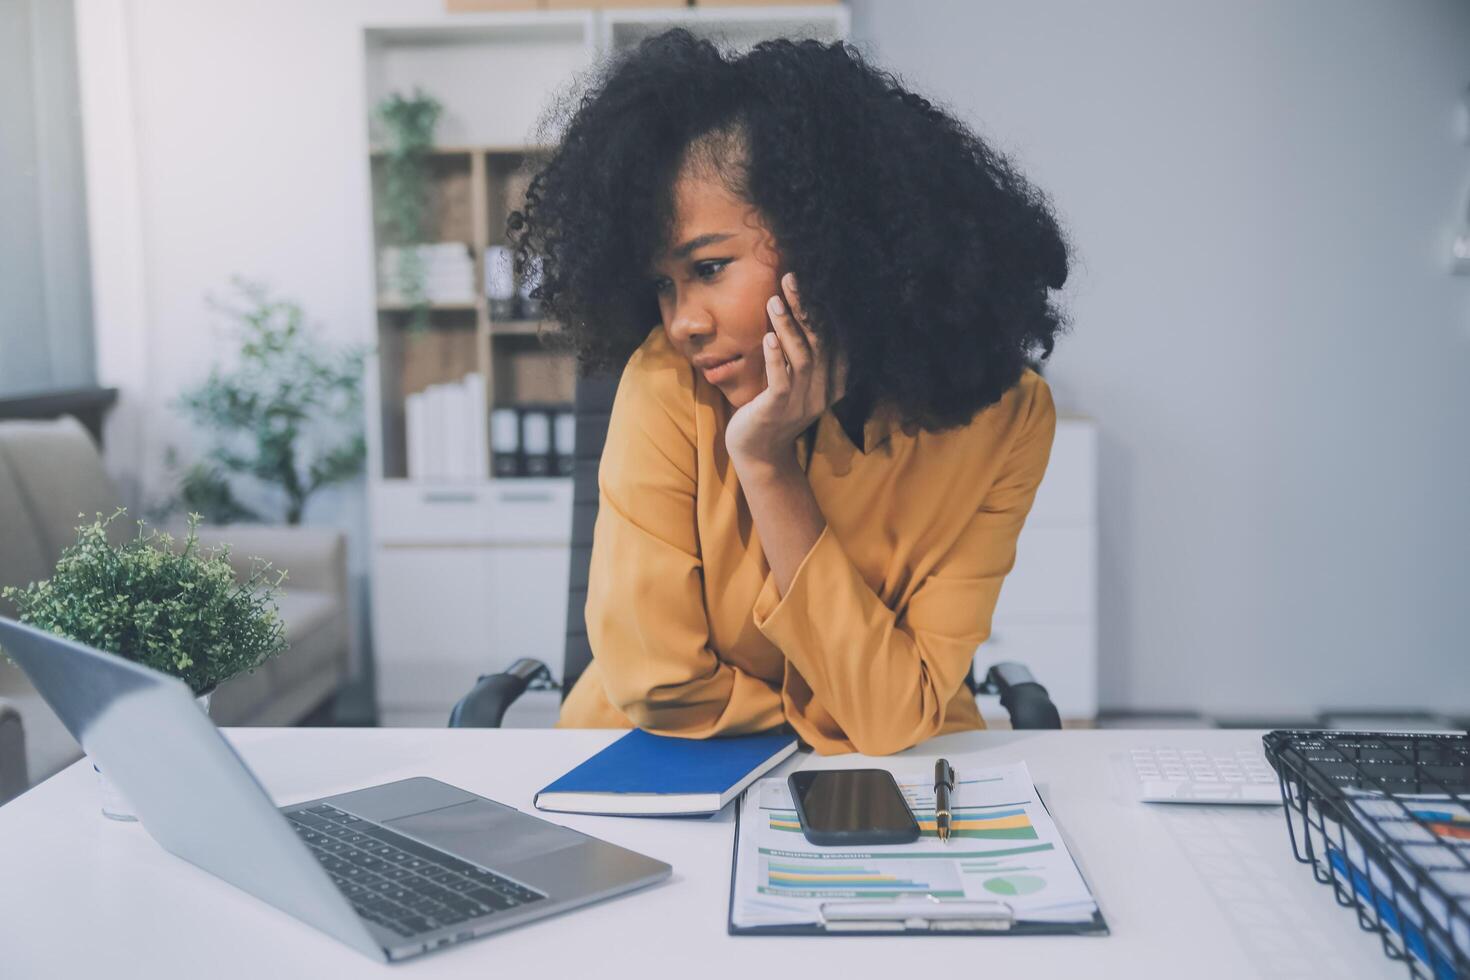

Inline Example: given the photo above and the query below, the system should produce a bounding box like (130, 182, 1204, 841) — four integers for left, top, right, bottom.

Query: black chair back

(561, 371, 619, 699)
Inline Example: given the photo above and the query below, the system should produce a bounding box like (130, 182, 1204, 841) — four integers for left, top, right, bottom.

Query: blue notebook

(534, 729, 799, 816)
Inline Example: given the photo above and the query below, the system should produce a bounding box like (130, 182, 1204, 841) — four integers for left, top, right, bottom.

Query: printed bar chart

(758, 853, 965, 899)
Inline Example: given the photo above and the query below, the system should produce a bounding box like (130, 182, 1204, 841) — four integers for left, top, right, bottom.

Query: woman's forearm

(731, 447, 827, 597)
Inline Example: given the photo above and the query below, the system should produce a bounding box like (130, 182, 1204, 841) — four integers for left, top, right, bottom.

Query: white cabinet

(975, 416, 1099, 722)
(487, 544, 571, 671)
(373, 545, 495, 714)
(369, 481, 572, 725)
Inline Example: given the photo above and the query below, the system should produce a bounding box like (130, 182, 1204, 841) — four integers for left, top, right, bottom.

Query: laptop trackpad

(386, 800, 584, 869)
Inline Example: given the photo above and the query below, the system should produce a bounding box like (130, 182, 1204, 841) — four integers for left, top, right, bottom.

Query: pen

(934, 758, 955, 842)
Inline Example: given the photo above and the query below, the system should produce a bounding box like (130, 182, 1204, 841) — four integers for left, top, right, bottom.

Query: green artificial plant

(175, 278, 368, 526)
(373, 87, 444, 332)
(1, 510, 287, 696)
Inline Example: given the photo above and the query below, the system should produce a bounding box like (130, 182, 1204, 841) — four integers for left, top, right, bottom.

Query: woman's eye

(650, 260, 727, 296)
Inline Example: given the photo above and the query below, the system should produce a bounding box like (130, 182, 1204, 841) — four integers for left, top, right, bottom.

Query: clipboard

(725, 786, 1109, 937)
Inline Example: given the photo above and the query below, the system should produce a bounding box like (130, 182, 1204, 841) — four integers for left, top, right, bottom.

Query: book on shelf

(490, 407, 520, 478)
(404, 373, 487, 482)
(378, 243, 475, 306)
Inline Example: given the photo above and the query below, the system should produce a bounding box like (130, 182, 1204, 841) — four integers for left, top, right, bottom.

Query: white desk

(0, 729, 1403, 979)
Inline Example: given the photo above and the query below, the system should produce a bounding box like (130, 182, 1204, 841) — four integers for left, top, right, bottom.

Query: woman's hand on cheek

(724, 273, 848, 472)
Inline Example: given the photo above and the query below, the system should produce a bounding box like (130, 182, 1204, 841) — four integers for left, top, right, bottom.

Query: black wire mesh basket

(1263, 731, 1470, 979)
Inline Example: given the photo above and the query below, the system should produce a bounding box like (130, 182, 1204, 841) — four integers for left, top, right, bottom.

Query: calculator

(1129, 746, 1282, 805)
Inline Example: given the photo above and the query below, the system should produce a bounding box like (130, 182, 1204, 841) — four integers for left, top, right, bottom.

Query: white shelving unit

(363, 6, 849, 727)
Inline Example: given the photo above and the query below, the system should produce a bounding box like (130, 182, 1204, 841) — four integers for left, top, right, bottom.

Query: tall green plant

(374, 88, 444, 333)
(175, 278, 367, 525)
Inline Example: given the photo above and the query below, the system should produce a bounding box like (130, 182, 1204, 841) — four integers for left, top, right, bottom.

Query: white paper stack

(404, 373, 487, 482)
(378, 243, 475, 305)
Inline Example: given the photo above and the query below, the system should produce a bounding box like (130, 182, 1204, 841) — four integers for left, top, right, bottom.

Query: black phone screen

(788, 769, 919, 845)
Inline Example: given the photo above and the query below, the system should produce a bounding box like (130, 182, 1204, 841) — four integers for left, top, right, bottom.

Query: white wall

(78, 0, 457, 557)
(850, 0, 1470, 715)
(1, 0, 95, 396)
(77, 0, 1470, 717)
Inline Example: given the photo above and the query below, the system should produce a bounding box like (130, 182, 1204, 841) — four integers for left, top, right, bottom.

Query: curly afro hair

(510, 29, 1071, 432)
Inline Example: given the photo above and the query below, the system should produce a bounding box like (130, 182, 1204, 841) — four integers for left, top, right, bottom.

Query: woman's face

(649, 170, 783, 409)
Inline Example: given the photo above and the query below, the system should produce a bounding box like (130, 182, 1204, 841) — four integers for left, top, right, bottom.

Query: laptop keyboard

(285, 804, 545, 938)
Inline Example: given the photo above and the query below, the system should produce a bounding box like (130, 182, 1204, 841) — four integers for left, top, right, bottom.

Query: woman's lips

(701, 354, 743, 384)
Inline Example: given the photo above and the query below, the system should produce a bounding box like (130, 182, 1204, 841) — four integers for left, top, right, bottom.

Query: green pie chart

(982, 874, 1046, 897)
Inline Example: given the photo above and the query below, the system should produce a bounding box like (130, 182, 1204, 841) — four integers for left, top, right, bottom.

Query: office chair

(449, 373, 1063, 732)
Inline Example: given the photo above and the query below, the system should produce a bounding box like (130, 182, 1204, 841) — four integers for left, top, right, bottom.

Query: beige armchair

(0, 416, 351, 805)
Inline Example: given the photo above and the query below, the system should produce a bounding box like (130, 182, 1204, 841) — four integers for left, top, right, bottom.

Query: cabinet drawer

(371, 547, 495, 708)
(974, 620, 1097, 720)
(992, 525, 1095, 620)
(372, 479, 573, 545)
(487, 545, 571, 673)
(1028, 418, 1096, 527)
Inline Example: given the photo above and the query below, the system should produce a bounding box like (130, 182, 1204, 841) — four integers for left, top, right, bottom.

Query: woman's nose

(667, 299, 714, 344)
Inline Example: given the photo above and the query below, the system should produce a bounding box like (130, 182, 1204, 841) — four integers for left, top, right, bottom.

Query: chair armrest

(977, 661, 1063, 730)
(448, 659, 555, 728)
(0, 696, 28, 805)
(184, 524, 347, 598)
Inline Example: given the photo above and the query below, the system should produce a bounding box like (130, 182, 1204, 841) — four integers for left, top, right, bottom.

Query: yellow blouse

(558, 325, 1057, 755)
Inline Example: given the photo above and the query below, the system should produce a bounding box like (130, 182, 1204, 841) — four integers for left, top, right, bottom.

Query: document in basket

(1339, 792, 1470, 964)
(731, 761, 1100, 930)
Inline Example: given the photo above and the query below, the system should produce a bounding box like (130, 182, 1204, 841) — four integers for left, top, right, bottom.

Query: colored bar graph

(759, 855, 965, 899)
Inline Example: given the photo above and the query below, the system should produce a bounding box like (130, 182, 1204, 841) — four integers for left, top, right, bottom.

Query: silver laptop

(0, 616, 671, 962)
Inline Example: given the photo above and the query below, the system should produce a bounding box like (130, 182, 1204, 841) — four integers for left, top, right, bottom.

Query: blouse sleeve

(751, 374, 1058, 755)
(583, 338, 787, 738)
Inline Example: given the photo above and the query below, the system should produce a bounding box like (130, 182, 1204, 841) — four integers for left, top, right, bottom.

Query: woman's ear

(752, 226, 785, 278)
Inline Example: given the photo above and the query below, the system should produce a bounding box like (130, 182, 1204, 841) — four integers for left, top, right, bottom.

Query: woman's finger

(767, 294, 811, 376)
(762, 332, 791, 397)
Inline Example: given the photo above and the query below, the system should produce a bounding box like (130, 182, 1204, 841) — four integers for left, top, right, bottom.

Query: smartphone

(787, 769, 920, 846)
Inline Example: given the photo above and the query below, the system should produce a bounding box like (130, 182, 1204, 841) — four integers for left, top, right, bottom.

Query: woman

(510, 30, 1071, 755)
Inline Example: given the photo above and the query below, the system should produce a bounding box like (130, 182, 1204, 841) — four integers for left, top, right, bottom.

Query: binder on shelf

(485, 245, 517, 321)
(552, 407, 575, 477)
(521, 407, 553, 477)
(490, 406, 521, 478)
(517, 254, 544, 320)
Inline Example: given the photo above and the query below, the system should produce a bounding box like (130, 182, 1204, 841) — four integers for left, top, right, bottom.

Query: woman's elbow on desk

(610, 683, 733, 738)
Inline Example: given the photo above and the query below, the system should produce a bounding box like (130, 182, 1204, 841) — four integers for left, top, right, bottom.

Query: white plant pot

(94, 688, 214, 822)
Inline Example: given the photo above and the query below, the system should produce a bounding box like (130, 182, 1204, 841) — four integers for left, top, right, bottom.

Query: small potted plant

(1, 509, 288, 819)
